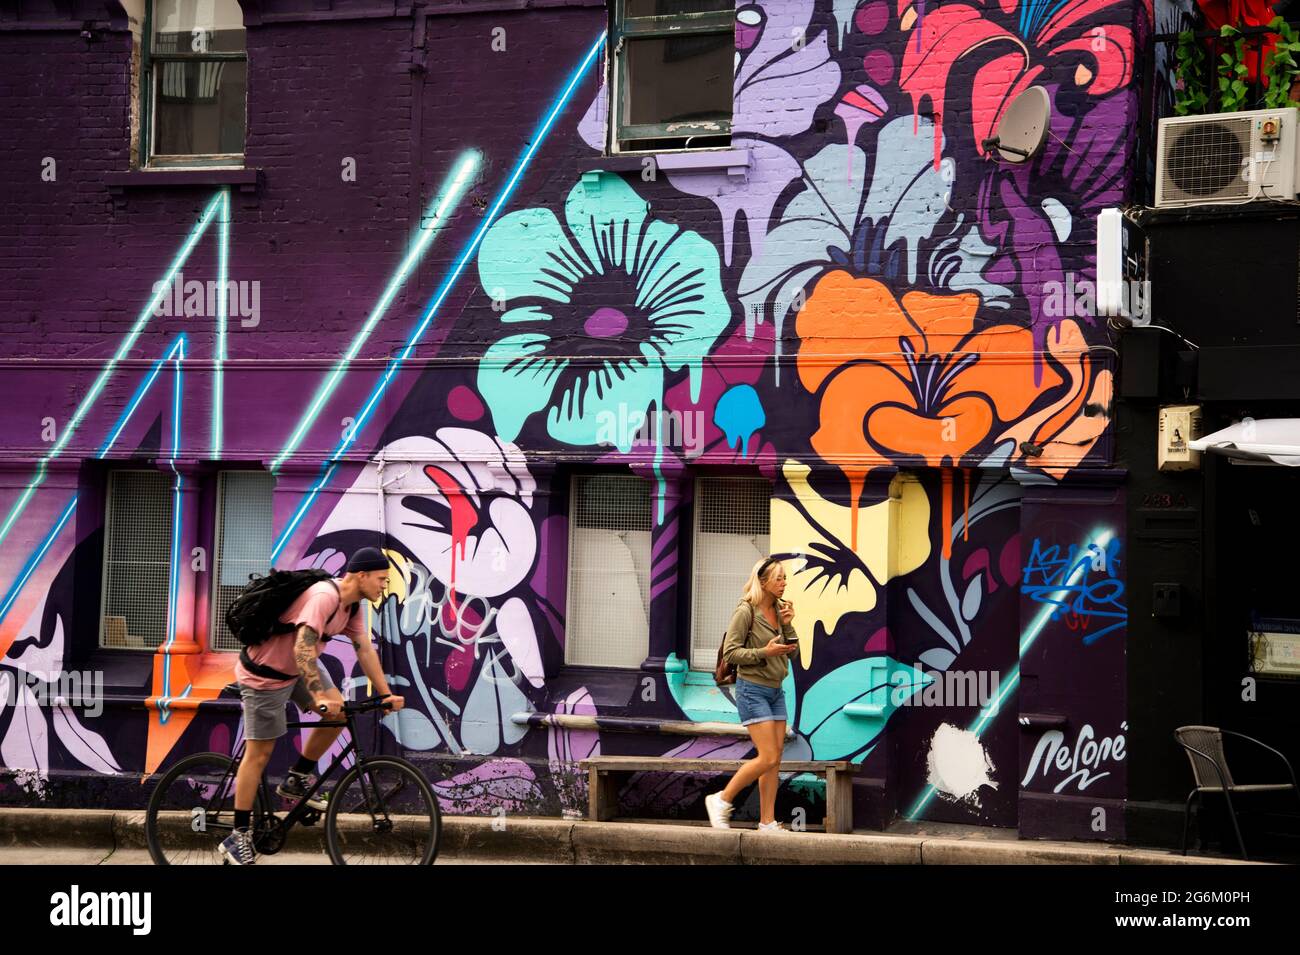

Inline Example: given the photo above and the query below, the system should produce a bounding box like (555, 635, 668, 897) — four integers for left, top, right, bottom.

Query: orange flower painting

(796, 270, 1110, 543)
(798, 270, 1058, 461)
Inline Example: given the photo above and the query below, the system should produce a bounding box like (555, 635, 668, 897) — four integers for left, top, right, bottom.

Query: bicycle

(144, 693, 441, 865)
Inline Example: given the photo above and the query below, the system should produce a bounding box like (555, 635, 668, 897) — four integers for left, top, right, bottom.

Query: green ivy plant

(1217, 25, 1251, 112)
(1174, 28, 1209, 115)
(1262, 16, 1300, 109)
(1175, 17, 1300, 115)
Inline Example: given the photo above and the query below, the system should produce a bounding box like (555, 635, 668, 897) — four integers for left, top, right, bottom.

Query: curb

(742, 830, 924, 865)
(0, 808, 116, 850)
(0, 809, 1268, 865)
(573, 822, 742, 865)
(441, 817, 577, 865)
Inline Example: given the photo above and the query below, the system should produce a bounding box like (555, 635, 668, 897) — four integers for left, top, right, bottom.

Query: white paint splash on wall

(926, 723, 997, 807)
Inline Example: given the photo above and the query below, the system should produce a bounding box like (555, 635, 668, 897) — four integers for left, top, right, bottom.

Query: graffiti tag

(1021, 721, 1127, 793)
(1021, 538, 1126, 644)
(396, 561, 501, 661)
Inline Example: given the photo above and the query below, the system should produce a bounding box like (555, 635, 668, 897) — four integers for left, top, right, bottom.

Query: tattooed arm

(293, 624, 325, 696)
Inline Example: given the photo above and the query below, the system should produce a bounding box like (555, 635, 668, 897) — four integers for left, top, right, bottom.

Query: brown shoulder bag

(713, 603, 753, 687)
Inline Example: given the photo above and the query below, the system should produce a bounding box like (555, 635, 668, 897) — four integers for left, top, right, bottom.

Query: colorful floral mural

(0, 0, 1141, 837)
(476, 175, 732, 451)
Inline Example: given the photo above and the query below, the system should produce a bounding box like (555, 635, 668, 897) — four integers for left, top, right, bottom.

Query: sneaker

(218, 828, 256, 865)
(704, 792, 734, 829)
(757, 821, 790, 833)
(276, 770, 329, 811)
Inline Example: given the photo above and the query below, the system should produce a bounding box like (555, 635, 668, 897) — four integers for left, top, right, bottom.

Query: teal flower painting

(476, 173, 731, 451)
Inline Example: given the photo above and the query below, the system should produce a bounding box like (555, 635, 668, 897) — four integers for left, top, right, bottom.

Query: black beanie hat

(346, 546, 388, 573)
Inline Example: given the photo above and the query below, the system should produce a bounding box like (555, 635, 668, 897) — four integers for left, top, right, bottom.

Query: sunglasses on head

(758, 556, 780, 578)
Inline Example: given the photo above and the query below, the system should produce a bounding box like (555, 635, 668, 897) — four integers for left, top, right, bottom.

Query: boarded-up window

(690, 476, 771, 669)
(566, 474, 652, 667)
(101, 470, 175, 650)
(210, 471, 274, 652)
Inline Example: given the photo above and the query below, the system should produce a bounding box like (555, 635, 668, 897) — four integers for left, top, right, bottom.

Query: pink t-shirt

(234, 580, 368, 691)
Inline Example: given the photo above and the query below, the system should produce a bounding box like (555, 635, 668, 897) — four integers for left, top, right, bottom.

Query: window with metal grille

(101, 470, 175, 650)
(210, 471, 274, 652)
(566, 474, 652, 668)
(689, 476, 771, 670)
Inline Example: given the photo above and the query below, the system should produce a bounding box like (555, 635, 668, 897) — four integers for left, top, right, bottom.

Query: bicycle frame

(146, 692, 441, 866)
(273, 713, 364, 828)
(198, 698, 389, 837)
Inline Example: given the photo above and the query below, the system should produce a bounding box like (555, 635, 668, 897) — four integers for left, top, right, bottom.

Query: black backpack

(226, 569, 352, 647)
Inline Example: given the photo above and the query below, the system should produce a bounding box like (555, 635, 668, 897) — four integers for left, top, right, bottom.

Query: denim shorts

(734, 678, 788, 726)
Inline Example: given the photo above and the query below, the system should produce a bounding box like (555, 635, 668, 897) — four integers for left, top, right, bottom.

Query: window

(140, 0, 247, 167)
(101, 471, 175, 650)
(566, 474, 653, 667)
(609, 0, 734, 153)
(690, 476, 770, 669)
(210, 471, 274, 652)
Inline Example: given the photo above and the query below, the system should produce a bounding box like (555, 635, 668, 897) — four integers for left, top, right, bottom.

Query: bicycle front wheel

(145, 751, 269, 865)
(325, 756, 441, 865)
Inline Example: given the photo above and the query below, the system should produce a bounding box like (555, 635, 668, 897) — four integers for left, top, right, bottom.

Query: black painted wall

(1116, 205, 1300, 853)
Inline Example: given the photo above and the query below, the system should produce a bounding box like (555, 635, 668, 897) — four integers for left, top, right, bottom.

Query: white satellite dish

(984, 86, 1051, 163)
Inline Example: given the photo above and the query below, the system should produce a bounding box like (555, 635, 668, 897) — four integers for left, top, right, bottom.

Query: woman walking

(705, 556, 800, 831)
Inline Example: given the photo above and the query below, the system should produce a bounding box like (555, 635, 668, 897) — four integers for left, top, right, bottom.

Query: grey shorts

(239, 667, 336, 741)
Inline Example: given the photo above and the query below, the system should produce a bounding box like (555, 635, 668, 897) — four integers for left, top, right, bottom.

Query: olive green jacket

(722, 599, 797, 689)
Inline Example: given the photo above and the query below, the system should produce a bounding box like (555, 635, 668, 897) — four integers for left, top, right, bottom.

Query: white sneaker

(704, 792, 734, 829)
(757, 821, 789, 833)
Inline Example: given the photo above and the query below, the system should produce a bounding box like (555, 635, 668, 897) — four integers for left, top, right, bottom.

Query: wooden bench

(579, 756, 858, 834)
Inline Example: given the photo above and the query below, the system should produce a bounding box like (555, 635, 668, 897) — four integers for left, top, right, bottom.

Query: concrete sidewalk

(0, 807, 1270, 864)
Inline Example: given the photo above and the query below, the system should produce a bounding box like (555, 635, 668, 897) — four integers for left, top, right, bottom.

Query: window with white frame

(609, 0, 734, 153)
(690, 476, 771, 669)
(138, 0, 247, 166)
(101, 470, 175, 650)
(210, 471, 274, 652)
(566, 474, 653, 667)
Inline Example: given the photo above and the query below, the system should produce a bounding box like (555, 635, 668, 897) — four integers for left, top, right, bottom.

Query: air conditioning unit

(1155, 108, 1300, 208)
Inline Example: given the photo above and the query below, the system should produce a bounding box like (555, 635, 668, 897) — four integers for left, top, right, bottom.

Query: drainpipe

(372, 448, 410, 755)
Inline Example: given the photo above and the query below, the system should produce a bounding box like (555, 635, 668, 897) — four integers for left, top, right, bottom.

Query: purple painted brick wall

(0, 0, 1146, 843)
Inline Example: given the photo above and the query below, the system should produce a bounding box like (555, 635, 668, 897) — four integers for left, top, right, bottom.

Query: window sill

(579, 148, 751, 180)
(106, 168, 262, 195)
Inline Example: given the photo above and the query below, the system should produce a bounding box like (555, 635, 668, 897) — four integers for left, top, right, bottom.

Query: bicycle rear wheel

(324, 756, 441, 865)
(145, 751, 269, 865)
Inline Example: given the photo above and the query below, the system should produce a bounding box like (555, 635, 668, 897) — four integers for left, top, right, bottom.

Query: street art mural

(1022, 534, 1126, 645)
(0, 0, 1144, 835)
(1015, 503, 1128, 839)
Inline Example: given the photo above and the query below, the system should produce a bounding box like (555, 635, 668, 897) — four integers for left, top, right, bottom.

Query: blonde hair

(741, 556, 783, 606)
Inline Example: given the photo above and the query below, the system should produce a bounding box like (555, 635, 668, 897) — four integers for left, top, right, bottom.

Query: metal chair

(1174, 725, 1300, 860)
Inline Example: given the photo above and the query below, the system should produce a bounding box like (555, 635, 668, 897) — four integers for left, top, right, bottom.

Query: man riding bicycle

(220, 547, 405, 865)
